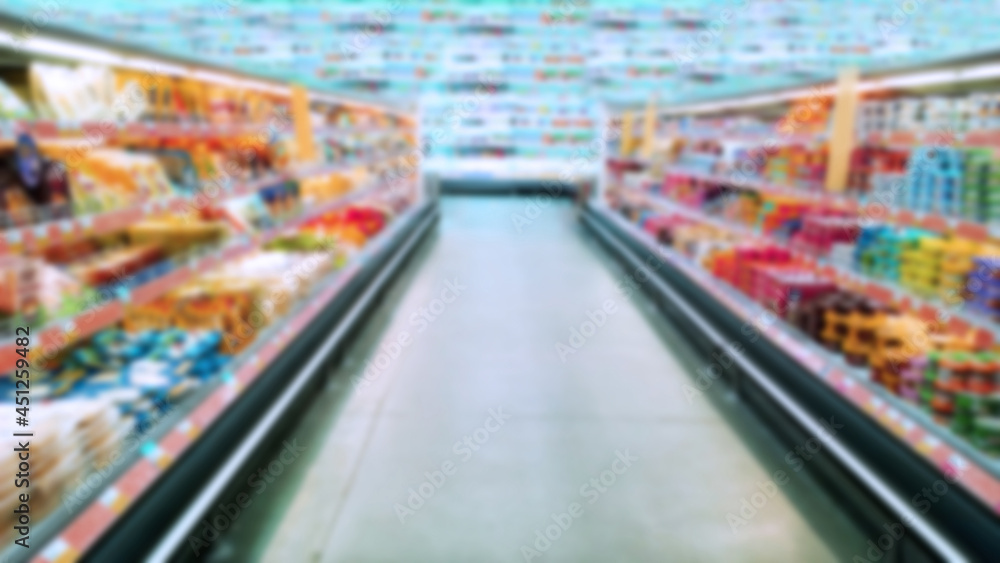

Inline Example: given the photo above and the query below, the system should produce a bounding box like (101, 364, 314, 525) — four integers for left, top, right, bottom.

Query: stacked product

(673, 223, 739, 261)
(924, 351, 1000, 453)
(762, 145, 827, 188)
(858, 94, 998, 138)
(640, 213, 692, 246)
(755, 268, 837, 319)
(966, 257, 1000, 319)
(871, 315, 930, 392)
(725, 244, 794, 296)
(961, 148, 1000, 223)
(757, 194, 809, 235)
(719, 191, 761, 227)
(0, 137, 73, 227)
(899, 234, 945, 298)
(792, 213, 860, 257)
(849, 146, 908, 193)
(937, 238, 984, 302)
(855, 226, 923, 282)
(820, 293, 893, 366)
(904, 147, 963, 217)
(661, 173, 722, 207)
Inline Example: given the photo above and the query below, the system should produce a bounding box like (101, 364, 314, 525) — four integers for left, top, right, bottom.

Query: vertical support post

(824, 67, 859, 193)
(291, 84, 317, 164)
(620, 110, 635, 157)
(641, 94, 657, 160)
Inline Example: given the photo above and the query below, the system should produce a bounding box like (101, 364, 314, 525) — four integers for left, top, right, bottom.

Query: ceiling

(1, 0, 997, 106)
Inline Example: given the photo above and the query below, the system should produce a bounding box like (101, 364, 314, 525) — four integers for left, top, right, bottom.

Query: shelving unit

(0, 15, 429, 563)
(599, 48, 1000, 560)
(26, 200, 434, 563)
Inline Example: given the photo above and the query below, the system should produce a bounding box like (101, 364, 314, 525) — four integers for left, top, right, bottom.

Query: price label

(948, 453, 968, 474)
(921, 434, 941, 452)
(5, 228, 22, 245)
(900, 418, 915, 433)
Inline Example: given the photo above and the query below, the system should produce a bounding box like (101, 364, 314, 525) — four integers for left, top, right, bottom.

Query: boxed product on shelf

(921, 351, 1000, 440)
(640, 213, 686, 246)
(966, 257, 1000, 319)
(673, 223, 737, 261)
(762, 145, 827, 189)
(126, 216, 230, 256)
(756, 267, 837, 318)
(960, 148, 1000, 222)
(849, 146, 907, 193)
(299, 172, 355, 202)
(65, 243, 166, 288)
(899, 235, 945, 298)
(67, 149, 176, 214)
(821, 293, 893, 365)
(0, 135, 73, 227)
(29, 63, 117, 122)
(871, 315, 930, 392)
(757, 194, 809, 235)
(0, 255, 40, 317)
(904, 147, 964, 216)
(792, 213, 860, 256)
(300, 204, 392, 248)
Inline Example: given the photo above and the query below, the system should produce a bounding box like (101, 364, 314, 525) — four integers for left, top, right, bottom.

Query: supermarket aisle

(213, 196, 867, 562)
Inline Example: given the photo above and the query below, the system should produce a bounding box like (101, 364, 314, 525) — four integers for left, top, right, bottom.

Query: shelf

(655, 165, 999, 240)
(596, 202, 1000, 515)
(0, 173, 404, 374)
(0, 174, 284, 257)
(22, 200, 429, 563)
(639, 191, 1000, 346)
(0, 120, 286, 144)
(0, 151, 409, 257)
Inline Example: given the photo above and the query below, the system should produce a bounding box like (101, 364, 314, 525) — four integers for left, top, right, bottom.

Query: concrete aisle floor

(209, 196, 869, 563)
